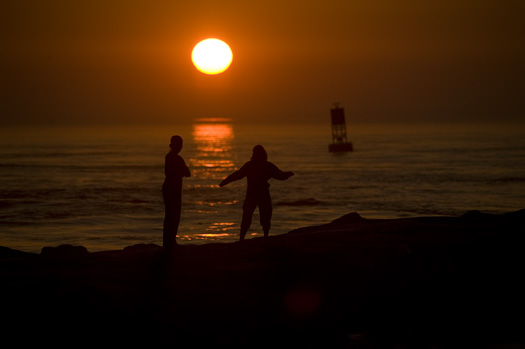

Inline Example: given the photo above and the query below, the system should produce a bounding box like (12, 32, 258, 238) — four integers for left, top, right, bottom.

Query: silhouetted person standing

(163, 135, 190, 250)
(219, 145, 294, 241)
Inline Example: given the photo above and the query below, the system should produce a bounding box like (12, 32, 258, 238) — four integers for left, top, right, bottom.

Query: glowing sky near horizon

(1, 0, 524, 126)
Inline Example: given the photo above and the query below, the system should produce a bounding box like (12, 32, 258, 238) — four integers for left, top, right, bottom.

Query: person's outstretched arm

(270, 163, 294, 180)
(219, 163, 247, 187)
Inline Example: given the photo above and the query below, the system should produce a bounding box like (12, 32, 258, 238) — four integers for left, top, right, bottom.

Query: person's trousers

(241, 193, 272, 233)
(163, 190, 181, 249)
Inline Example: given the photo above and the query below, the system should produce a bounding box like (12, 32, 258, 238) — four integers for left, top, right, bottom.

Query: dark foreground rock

(1, 210, 524, 348)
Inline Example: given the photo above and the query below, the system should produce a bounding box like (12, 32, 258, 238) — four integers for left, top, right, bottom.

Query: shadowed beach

(3, 2, 525, 348)
(2, 210, 524, 347)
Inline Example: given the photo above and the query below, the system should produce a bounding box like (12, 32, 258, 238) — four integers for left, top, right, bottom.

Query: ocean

(1, 120, 524, 253)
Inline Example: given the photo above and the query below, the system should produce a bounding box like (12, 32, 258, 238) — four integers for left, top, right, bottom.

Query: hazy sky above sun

(1, 0, 524, 126)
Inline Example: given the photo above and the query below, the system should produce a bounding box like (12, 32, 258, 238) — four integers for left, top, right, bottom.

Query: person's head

(169, 135, 183, 153)
(251, 145, 267, 162)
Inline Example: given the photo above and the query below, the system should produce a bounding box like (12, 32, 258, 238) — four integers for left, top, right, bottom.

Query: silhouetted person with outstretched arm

(219, 145, 294, 241)
(163, 135, 190, 250)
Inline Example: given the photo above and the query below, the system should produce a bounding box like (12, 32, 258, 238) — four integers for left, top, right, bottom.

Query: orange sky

(1, 0, 524, 126)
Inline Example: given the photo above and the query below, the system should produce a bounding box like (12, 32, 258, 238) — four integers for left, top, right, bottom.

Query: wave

(0, 163, 162, 171)
(0, 151, 119, 159)
(495, 177, 525, 183)
(275, 198, 323, 206)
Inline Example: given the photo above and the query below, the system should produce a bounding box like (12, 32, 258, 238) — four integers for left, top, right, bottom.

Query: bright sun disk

(191, 38, 233, 75)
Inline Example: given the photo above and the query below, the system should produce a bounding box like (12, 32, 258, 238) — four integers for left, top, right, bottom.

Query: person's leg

(162, 189, 171, 248)
(259, 195, 273, 238)
(163, 204, 181, 249)
(163, 190, 181, 250)
(173, 203, 181, 241)
(240, 197, 257, 241)
(163, 205, 173, 248)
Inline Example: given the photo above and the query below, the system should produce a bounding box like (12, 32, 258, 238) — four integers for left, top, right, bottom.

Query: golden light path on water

(191, 118, 235, 171)
(178, 118, 257, 242)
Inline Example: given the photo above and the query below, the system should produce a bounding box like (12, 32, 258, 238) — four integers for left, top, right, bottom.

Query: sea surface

(1, 119, 524, 253)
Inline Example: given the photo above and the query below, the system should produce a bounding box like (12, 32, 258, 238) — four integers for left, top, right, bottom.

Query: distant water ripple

(1, 121, 524, 252)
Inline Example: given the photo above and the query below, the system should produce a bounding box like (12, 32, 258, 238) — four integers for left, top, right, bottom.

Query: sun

(191, 38, 233, 75)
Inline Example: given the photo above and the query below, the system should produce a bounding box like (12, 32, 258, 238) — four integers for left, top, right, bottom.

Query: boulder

(41, 244, 88, 257)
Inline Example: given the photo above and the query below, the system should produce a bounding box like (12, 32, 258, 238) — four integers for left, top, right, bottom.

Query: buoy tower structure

(329, 103, 353, 152)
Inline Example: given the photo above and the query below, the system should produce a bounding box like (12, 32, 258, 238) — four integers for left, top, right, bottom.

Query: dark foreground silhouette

(1, 210, 524, 347)
(162, 135, 190, 249)
(220, 145, 294, 240)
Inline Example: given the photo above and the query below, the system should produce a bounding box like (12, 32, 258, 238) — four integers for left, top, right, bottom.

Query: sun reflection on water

(185, 120, 240, 240)
(190, 118, 235, 174)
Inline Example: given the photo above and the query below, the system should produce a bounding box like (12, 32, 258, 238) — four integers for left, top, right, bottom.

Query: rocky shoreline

(2, 210, 524, 347)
